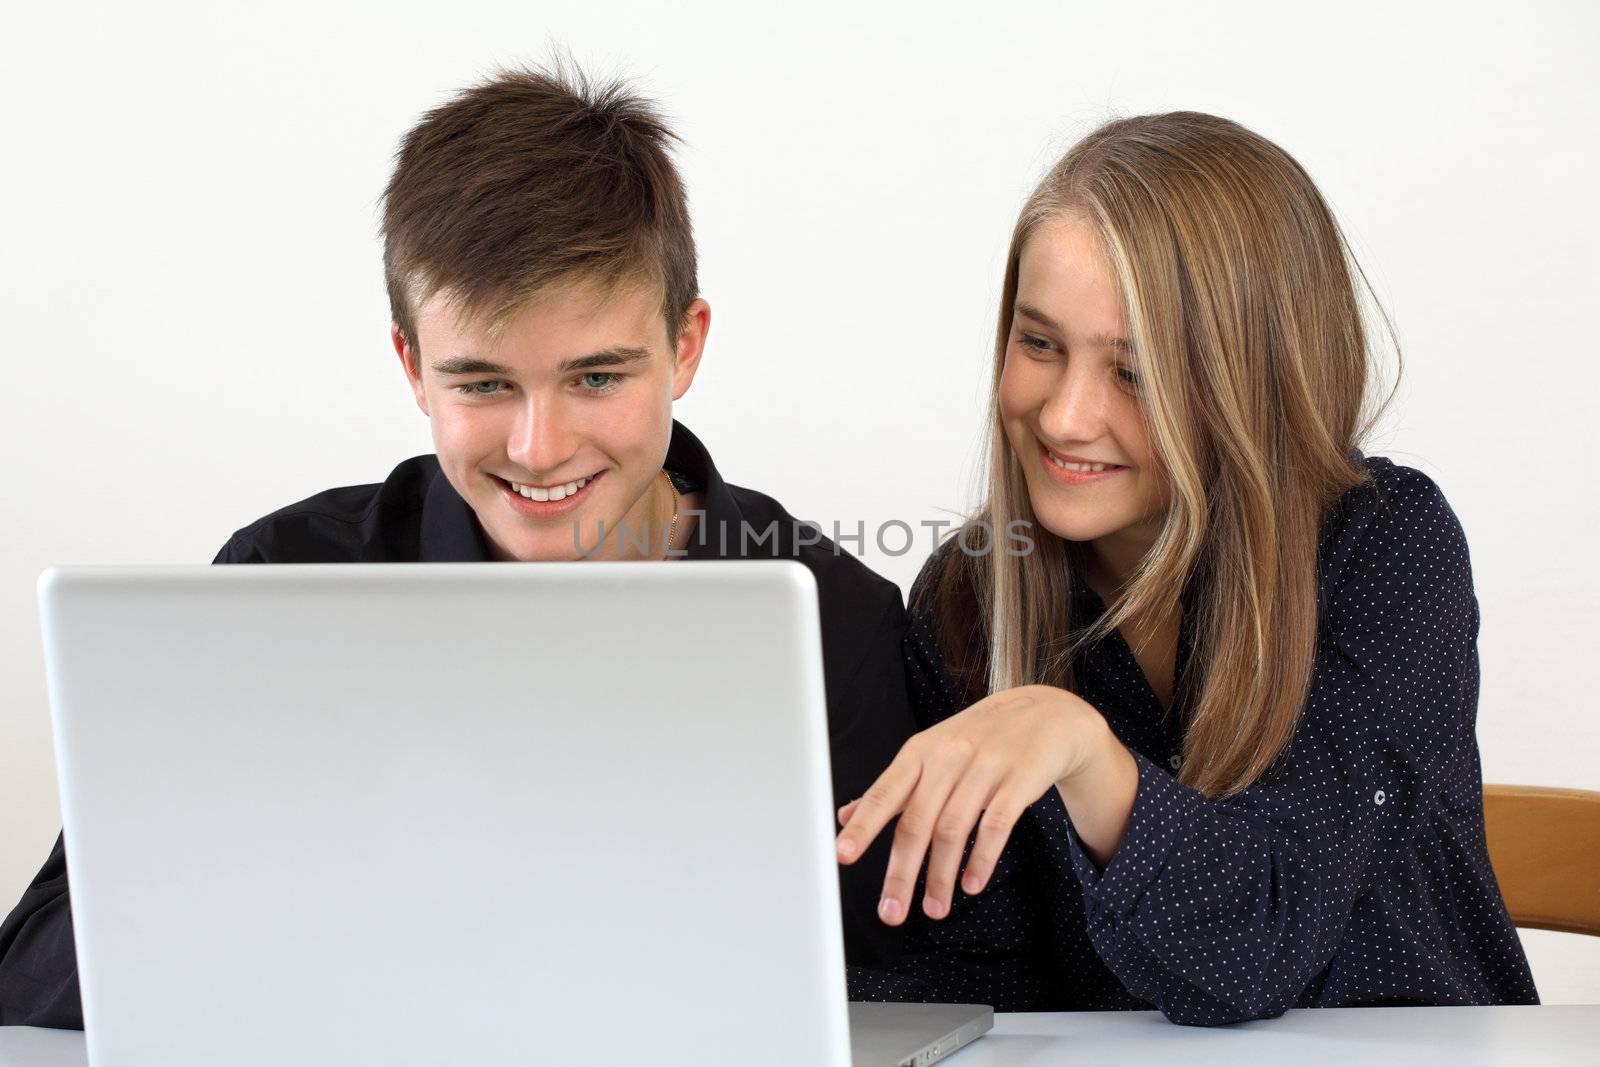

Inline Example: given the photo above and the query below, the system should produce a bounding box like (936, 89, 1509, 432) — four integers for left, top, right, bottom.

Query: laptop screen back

(40, 562, 851, 1067)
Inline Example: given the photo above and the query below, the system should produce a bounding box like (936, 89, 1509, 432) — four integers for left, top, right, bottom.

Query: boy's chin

(500, 539, 593, 563)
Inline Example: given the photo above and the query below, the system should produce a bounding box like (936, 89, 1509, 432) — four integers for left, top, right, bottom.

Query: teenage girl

(839, 112, 1539, 1024)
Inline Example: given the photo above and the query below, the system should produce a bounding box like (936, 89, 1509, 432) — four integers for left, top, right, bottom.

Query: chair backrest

(1481, 784, 1600, 936)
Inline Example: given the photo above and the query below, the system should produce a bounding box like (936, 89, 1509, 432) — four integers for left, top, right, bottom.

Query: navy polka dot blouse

(848, 456, 1540, 1025)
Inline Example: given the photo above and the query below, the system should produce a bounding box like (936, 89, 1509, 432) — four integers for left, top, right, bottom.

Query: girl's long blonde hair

(930, 112, 1398, 801)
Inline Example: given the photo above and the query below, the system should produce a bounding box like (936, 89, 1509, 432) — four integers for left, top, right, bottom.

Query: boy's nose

(505, 399, 578, 476)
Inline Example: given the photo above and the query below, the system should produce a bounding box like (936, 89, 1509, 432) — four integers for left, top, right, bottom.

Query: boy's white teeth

(1049, 455, 1116, 473)
(511, 475, 590, 502)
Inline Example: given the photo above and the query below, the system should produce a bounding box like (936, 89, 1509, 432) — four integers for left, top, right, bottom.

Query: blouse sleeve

(1033, 465, 1485, 1024)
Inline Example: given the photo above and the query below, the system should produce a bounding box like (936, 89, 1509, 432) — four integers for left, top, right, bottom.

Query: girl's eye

(580, 372, 621, 393)
(1117, 368, 1142, 388)
(1017, 332, 1055, 353)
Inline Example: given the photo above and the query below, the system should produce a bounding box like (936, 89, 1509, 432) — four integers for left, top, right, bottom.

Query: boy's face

(394, 278, 709, 561)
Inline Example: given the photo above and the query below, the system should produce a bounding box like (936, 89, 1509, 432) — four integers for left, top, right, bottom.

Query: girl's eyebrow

(1014, 302, 1133, 354)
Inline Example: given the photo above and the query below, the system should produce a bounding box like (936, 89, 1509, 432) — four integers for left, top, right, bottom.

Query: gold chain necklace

(660, 469, 680, 560)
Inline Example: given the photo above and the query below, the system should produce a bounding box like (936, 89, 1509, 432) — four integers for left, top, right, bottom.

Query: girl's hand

(834, 685, 1113, 925)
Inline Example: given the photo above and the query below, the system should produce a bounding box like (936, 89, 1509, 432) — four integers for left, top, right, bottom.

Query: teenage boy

(0, 64, 915, 1028)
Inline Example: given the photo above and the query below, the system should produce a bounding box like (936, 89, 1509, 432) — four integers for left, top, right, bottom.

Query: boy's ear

(391, 323, 429, 417)
(670, 298, 711, 402)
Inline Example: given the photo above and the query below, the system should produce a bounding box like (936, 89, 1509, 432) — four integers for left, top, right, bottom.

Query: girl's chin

(1027, 507, 1124, 545)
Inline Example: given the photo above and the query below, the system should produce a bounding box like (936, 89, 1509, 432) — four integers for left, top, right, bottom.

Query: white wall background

(2, 0, 1596, 1004)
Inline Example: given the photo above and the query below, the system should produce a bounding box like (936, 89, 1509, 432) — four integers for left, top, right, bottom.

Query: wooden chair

(1482, 784, 1600, 936)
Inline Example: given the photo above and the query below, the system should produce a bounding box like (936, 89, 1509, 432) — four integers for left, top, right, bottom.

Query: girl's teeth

(512, 475, 590, 502)
(1048, 455, 1116, 473)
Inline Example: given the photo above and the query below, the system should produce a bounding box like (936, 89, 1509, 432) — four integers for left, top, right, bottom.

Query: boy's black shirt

(0, 421, 916, 1028)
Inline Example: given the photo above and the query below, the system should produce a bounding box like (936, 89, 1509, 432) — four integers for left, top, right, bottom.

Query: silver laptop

(39, 562, 990, 1066)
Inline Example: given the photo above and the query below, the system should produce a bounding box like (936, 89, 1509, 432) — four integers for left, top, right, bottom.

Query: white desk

(947, 1005, 1599, 1065)
(2, 1005, 1596, 1065)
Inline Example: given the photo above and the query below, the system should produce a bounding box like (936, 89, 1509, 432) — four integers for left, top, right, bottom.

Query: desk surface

(2, 1005, 1596, 1065)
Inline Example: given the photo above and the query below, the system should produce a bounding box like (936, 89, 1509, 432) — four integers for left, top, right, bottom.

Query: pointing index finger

(835, 748, 921, 864)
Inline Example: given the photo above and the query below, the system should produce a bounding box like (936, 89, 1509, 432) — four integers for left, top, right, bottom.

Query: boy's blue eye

(469, 380, 503, 395)
(582, 372, 619, 391)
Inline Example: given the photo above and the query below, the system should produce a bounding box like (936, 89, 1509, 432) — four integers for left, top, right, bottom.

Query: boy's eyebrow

(557, 347, 652, 372)
(431, 356, 514, 376)
(1013, 302, 1134, 354)
(430, 348, 653, 376)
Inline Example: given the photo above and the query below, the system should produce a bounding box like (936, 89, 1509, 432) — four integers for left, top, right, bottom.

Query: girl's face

(998, 215, 1171, 569)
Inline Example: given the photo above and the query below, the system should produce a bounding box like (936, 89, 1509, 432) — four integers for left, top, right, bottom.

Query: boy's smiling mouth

(494, 471, 604, 513)
(506, 472, 601, 501)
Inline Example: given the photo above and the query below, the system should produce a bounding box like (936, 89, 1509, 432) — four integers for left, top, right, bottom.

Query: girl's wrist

(1054, 714, 1140, 869)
